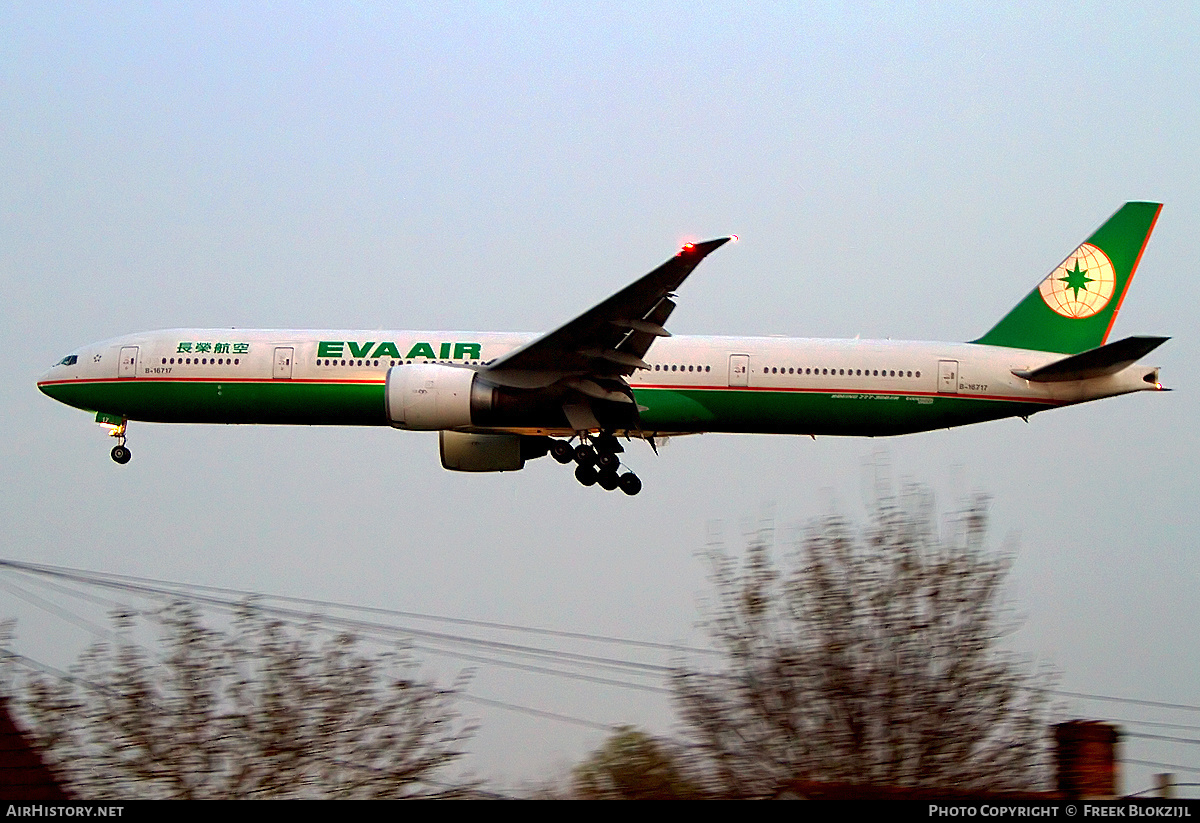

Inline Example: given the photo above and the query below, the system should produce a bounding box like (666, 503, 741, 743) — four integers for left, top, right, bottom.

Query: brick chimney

(0, 697, 71, 800)
(1055, 720, 1120, 799)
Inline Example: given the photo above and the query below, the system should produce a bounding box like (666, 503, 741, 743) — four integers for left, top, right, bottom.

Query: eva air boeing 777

(39, 203, 1168, 495)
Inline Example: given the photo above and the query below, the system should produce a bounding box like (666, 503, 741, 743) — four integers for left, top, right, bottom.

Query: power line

(3, 557, 1198, 733)
(0, 561, 676, 733)
(1124, 731, 1200, 747)
(0, 578, 118, 642)
(0, 558, 714, 656)
(457, 693, 616, 732)
(1, 647, 155, 706)
(1124, 759, 1200, 776)
(1046, 687, 1200, 714)
(0, 561, 655, 661)
(0, 558, 692, 689)
(1120, 719, 1200, 733)
(404, 641, 671, 694)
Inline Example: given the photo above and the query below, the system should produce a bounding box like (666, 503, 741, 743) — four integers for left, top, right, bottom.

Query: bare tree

(9, 603, 474, 799)
(673, 482, 1054, 798)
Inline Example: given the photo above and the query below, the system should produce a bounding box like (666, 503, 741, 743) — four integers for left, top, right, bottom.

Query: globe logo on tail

(1038, 243, 1115, 318)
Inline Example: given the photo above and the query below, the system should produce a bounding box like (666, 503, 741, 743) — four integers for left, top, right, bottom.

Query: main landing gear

(107, 419, 132, 464)
(550, 433, 643, 495)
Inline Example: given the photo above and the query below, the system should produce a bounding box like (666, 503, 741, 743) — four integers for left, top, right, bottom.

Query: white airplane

(39, 203, 1168, 495)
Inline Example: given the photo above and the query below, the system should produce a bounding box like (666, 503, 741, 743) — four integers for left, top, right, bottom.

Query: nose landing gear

(555, 433, 642, 495)
(106, 419, 131, 464)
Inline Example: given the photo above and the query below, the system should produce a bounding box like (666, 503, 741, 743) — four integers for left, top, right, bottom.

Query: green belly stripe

(41, 380, 387, 425)
(42, 379, 1051, 435)
(633, 387, 1050, 436)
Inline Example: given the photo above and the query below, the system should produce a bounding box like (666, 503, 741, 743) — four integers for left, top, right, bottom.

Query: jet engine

(385, 363, 584, 431)
(439, 431, 551, 472)
(385, 363, 482, 430)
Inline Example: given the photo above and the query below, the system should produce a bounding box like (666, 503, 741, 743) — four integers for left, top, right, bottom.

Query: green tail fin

(972, 202, 1162, 354)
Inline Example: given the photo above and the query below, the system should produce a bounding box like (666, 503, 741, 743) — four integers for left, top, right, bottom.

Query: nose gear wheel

(107, 419, 132, 465)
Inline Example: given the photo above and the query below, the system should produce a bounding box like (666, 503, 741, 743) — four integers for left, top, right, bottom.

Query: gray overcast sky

(2, 2, 1198, 794)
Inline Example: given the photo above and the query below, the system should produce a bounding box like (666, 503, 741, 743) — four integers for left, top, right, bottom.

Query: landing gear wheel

(595, 451, 620, 472)
(551, 440, 575, 464)
(618, 472, 642, 496)
(574, 444, 596, 466)
(575, 463, 598, 486)
(110, 445, 132, 464)
(597, 469, 620, 491)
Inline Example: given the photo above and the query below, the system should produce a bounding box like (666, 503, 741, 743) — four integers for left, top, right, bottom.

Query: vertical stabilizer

(972, 202, 1161, 354)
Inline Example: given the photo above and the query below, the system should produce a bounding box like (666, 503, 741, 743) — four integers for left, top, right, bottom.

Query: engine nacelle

(386, 363, 586, 431)
(439, 431, 521, 471)
(385, 363, 479, 430)
(439, 431, 553, 472)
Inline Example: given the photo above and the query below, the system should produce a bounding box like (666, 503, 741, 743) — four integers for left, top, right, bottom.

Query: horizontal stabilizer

(1012, 335, 1169, 382)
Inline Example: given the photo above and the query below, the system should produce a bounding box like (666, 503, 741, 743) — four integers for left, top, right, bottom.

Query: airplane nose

(37, 367, 61, 399)
(38, 351, 80, 401)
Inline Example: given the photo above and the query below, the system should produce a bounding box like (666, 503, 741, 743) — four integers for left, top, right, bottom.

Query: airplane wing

(482, 237, 732, 390)
(479, 237, 732, 433)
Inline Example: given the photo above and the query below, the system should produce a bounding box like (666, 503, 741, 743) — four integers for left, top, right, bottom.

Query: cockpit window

(56, 355, 78, 367)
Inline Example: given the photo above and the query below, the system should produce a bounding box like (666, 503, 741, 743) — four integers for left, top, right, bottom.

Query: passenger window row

(315, 359, 460, 368)
(762, 366, 921, 378)
(162, 357, 241, 366)
(652, 364, 712, 373)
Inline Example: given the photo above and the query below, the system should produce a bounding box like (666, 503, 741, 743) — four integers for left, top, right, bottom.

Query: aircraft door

(273, 347, 294, 379)
(729, 354, 750, 387)
(938, 360, 959, 394)
(118, 346, 139, 379)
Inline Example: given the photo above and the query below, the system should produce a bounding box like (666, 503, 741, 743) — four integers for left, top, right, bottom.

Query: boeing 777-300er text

(39, 203, 1168, 495)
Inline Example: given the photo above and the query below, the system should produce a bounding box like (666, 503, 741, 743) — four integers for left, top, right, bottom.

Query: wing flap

(610, 318, 671, 337)
(616, 296, 677, 363)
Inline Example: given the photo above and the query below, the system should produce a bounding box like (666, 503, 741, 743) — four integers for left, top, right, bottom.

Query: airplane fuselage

(35, 204, 1169, 489)
(37, 328, 1158, 437)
